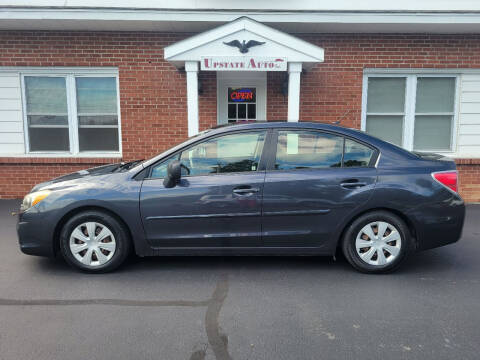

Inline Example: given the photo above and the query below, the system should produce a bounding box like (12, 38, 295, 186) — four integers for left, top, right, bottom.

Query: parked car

(17, 122, 465, 273)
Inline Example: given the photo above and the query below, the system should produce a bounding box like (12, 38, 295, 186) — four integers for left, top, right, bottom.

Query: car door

(140, 130, 268, 248)
(262, 129, 378, 250)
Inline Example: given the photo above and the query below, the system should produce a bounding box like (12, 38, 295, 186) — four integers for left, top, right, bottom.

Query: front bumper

(17, 209, 56, 258)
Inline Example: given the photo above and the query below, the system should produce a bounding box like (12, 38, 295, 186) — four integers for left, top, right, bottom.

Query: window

(24, 77, 70, 151)
(275, 131, 343, 170)
(150, 154, 180, 179)
(150, 131, 266, 178)
(364, 74, 457, 152)
(76, 77, 119, 152)
(227, 87, 256, 122)
(343, 139, 374, 167)
(22, 72, 120, 154)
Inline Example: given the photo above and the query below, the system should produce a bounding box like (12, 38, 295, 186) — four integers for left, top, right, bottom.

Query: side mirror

(163, 160, 182, 188)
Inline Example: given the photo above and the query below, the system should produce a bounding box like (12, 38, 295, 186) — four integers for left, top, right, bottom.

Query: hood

(30, 160, 143, 193)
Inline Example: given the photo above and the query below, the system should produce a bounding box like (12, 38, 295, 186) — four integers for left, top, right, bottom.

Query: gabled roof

(164, 17, 324, 68)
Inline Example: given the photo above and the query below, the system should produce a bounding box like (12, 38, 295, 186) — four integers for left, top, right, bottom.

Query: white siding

(0, 73, 24, 155)
(457, 75, 480, 157)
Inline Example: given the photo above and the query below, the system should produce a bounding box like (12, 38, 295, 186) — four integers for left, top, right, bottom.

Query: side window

(343, 139, 374, 167)
(150, 154, 180, 178)
(275, 130, 343, 170)
(179, 131, 266, 176)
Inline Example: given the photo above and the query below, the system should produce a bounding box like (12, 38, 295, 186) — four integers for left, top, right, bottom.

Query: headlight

(20, 190, 51, 212)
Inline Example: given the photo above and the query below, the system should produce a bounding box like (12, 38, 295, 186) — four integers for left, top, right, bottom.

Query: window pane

(228, 104, 236, 119)
(179, 131, 266, 176)
(79, 128, 119, 151)
(366, 115, 403, 146)
(367, 78, 406, 113)
(78, 115, 118, 126)
(151, 154, 180, 178)
(414, 115, 452, 151)
(25, 77, 68, 115)
(275, 131, 343, 170)
(76, 77, 117, 114)
(29, 128, 69, 151)
(28, 115, 68, 126)
(25, 77, 70, 152)
(343, 139, 374, 167)
(416, 78, 455, 113)
(247, 104, 256, 119)
(237, 104, 246, 119)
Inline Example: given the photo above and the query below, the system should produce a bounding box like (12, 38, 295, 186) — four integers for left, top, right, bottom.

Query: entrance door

(217, 71, 266, 124)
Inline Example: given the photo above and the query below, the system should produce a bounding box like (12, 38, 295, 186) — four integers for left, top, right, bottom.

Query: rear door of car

(261, 129, 378, 251)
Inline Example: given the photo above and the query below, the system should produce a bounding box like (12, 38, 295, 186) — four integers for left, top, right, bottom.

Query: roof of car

(137, 121, 417, 170)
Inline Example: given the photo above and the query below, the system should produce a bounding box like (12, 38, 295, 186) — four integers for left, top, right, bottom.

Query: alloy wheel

(69, 222, 116, 267)
(355, 221, 402, 266)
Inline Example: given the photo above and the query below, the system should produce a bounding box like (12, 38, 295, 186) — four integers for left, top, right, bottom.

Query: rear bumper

(17, 209, 56, 258)
(407, 196, 465, 251)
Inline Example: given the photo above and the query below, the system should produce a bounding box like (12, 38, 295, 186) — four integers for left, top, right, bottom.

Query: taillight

(432, 171, 458, 193)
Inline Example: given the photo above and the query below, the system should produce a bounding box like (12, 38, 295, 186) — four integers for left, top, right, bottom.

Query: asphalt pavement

(0, 199, 479, 360)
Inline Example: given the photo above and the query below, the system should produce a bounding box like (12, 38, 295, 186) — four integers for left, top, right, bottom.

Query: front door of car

(140, 130, 268, 248)
(262, 129, 378, 251)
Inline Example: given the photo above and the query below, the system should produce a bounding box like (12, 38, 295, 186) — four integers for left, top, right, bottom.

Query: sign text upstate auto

(201, 57, 287, 71)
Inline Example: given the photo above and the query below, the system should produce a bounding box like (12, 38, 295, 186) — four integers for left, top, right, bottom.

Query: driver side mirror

(163, 160, 182, 188)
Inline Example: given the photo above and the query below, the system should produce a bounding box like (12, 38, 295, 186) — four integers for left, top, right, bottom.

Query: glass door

(227, 87, 257, 123)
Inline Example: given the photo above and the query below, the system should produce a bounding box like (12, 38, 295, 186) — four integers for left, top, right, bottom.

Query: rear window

(343, 139, 374, 167)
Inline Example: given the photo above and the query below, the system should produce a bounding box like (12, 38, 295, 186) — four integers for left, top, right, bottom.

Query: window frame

(267, 129, 378, 172)
(361, 71, 460, 153)
(146, 129, 270, 179)
(20, 68, 121, 157)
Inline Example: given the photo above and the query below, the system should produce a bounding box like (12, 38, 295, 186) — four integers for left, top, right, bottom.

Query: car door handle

(340, 181, 367, 189)
(233, 187, 259, 195)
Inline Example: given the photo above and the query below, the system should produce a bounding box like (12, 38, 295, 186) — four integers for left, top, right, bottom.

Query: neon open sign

(228, 88, 256, 103)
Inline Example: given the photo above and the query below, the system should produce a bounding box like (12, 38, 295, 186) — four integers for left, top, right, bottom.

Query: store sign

(228, 88, 256, 103)
(201, 57, 287, 71)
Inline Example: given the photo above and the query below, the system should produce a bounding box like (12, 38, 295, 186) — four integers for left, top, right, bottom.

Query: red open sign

(228, 88, 256, 103)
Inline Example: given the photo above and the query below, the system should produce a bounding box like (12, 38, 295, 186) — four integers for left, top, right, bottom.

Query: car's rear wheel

(59, 210, 131, 273)
(342, 211, 412, 273)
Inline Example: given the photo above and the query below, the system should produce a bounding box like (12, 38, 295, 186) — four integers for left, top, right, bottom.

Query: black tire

(59, 210, 131, 273)
(341, 211, 413, 274)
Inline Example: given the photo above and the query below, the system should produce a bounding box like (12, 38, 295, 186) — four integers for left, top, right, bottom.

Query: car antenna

(331, 109, 352, 125)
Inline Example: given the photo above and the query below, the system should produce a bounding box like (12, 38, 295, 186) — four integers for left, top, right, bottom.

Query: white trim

(364, 68, 480, 75)
(217, 71, 267, 124)
(5, 8, 480, 33)
(0, 153, 122, 158)
(362, 70, 460, 154)
(287, 62, 302, 122)
(164, 17, 324, 67)
(185, 61, 199, 137)
(0, 67, 118, 75)
(17, 69, 122, 156)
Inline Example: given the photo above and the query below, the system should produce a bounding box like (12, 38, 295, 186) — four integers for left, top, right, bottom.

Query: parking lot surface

(0, 199, 479, 360)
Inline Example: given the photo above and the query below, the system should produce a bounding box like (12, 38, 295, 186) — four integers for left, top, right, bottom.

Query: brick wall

(0, 31, 479, 201)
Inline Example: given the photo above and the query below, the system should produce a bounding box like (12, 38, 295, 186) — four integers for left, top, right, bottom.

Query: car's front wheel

(342, 211, 412, 273)
(59, 210, 131, 273)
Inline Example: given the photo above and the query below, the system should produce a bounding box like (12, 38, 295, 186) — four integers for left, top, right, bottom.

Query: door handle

(233, 187, 259, 195)
(340, 180, 367, 189)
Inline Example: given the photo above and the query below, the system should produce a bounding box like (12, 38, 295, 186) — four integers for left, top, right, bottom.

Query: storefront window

(364, 74, 457, 152)
(23, 73, 120, 154)
(227, 87, 256, 122)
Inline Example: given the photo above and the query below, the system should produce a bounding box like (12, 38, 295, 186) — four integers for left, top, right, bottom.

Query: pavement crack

(205, 274, 232, 360)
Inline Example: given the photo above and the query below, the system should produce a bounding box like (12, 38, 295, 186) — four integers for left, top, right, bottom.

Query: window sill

(0, 155, 122, 165)
(0, 152, 121, 158)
